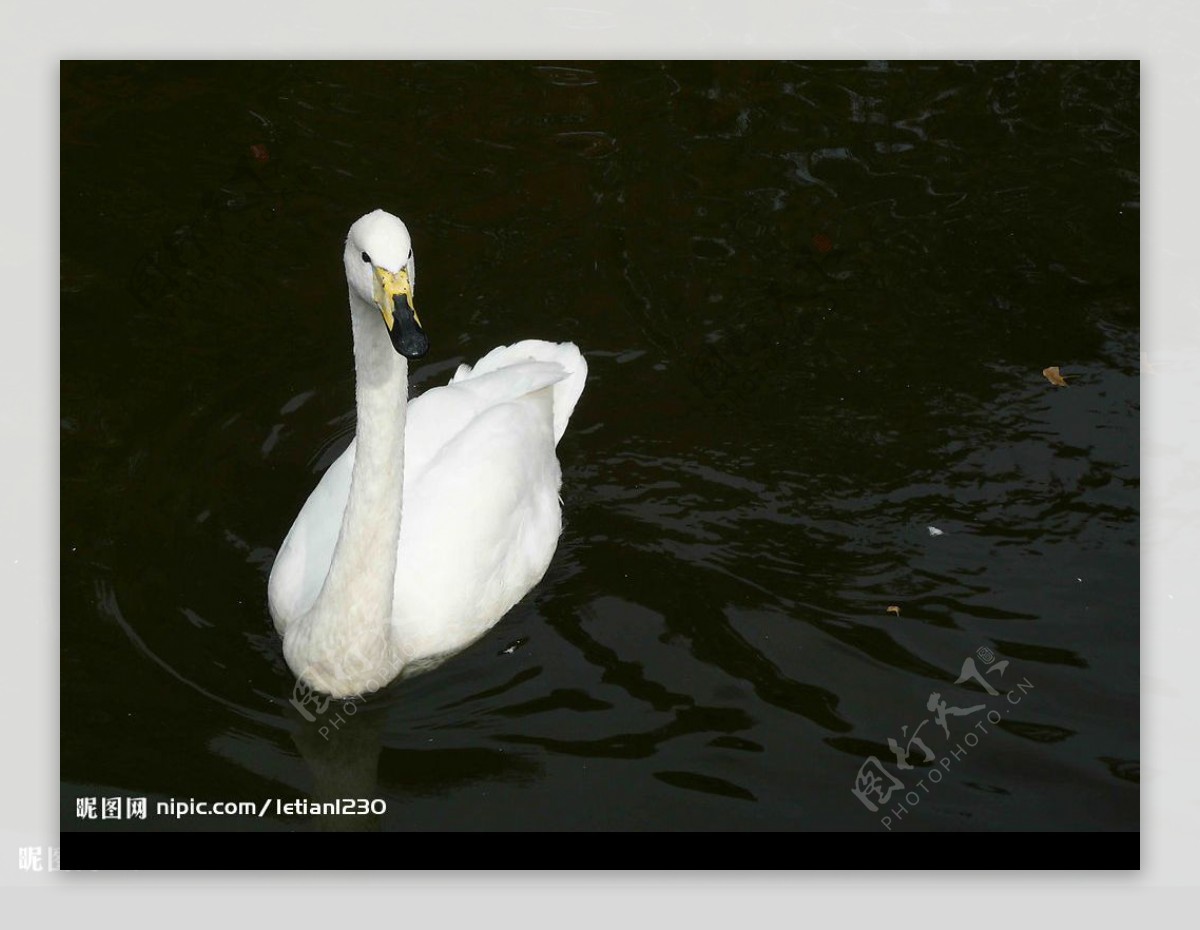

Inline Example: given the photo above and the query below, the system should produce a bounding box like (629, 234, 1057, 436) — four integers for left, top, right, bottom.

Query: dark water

(61, 61, 1138, 835)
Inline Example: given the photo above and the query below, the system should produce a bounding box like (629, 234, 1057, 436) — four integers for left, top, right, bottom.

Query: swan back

(269, 341, 586, 637)
(451, 339, 587, 445)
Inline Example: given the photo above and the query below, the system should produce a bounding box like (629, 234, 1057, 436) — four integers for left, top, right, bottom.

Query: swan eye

(361, 251, 372, 264)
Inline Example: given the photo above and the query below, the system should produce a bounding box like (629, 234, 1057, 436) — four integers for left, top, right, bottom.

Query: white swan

(268, 209, 586, 698)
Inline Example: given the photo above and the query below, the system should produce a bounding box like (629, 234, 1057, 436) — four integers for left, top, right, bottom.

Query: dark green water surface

(61, 61, 1139, 833)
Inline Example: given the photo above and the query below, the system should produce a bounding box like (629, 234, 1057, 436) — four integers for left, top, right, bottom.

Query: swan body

(268, 210, 585, 698)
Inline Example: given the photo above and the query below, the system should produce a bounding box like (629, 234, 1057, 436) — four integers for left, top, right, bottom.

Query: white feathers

(267, 211, 585, 697)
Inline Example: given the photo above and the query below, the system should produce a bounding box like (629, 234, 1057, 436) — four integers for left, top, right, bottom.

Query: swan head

(344, 209, 428, 359)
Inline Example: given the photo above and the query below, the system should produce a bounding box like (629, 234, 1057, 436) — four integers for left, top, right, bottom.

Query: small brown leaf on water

(1043, 366, 1069, 387)
(886, 605, 901, 617)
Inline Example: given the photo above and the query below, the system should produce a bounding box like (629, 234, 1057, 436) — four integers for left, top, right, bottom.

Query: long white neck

(284, 290, 408, 695)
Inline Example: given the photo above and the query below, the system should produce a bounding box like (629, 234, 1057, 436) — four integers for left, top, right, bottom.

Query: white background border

(4, 0, 1194, 914)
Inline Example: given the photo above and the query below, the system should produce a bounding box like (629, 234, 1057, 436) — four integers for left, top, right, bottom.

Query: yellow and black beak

(371, 266, 427, 359)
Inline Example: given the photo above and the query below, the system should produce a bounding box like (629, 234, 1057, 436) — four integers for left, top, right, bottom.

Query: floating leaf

(886, 605, 901, 617)
(927, 526, 944, 536)
(1042, 366, 1069, 387)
